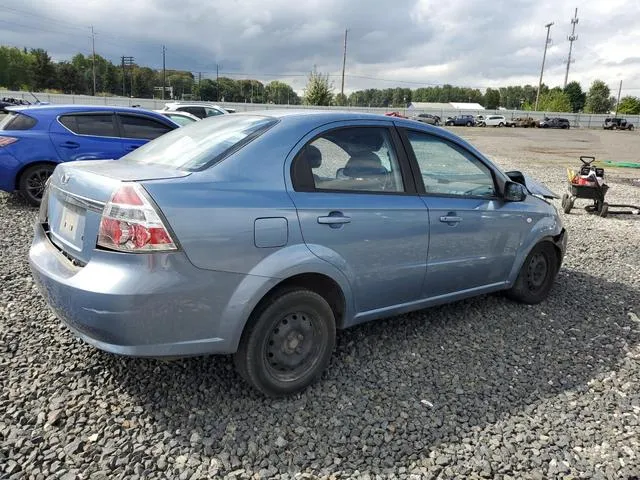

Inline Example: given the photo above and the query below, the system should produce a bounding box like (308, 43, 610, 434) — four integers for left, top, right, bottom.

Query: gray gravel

(2, 128, 640, 479)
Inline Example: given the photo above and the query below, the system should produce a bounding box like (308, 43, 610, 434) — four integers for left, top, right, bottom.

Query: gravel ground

(1, 128, 640, 479)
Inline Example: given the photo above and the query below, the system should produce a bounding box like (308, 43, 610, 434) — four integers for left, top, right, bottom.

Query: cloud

(2, 0, 640, 96)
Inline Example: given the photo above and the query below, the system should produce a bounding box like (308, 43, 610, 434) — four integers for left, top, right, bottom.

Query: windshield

(121, 114, 277, 170)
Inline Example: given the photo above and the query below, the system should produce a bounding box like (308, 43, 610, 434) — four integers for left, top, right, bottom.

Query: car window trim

(290, 125, 418, 196)
(397, 127, 502, 200)
(115, 112, 175, 140)
(56, 112, 119, 139)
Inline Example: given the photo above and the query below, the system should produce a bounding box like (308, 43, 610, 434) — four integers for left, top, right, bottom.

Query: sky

(2, 0, 640, 97)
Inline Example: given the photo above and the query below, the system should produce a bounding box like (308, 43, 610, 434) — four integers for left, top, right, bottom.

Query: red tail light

(0, 136, 18, 147)
(97, 183, 177, 252)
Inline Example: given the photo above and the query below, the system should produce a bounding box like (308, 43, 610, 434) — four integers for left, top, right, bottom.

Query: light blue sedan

(29, 110, 567, 396)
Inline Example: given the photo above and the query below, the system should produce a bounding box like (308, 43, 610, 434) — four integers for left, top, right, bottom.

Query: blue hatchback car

(0, 105, 178, 205)
(29, 110, 567, 396)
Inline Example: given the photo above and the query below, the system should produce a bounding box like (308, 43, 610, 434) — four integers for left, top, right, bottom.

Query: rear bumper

(28, 222, 259, 357)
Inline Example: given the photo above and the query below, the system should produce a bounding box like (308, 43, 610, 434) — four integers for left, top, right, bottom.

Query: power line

(0, 5, 89, 31)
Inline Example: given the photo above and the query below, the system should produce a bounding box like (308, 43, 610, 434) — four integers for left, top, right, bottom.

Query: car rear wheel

(506, 242, 559, 305)
(19, 163, 55, 207)
(498, 122, 504, 127)
(234, 288, 336, 396)
(629, 125, 634, 131)
(466, 121, 472, 127)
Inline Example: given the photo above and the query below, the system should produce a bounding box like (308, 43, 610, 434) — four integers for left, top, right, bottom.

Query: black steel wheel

(19, 163, 54, 207)
(506, 242, 559, 304)
(563, 195, 574, 214)
(234, 288, 336, 396)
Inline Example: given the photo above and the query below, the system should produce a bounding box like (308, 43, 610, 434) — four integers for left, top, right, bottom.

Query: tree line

(2, 45, 640, 114)
(0, 46, 301, 104)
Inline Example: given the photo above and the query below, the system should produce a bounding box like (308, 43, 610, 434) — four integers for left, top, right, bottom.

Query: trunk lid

(44, 160, 190, 264)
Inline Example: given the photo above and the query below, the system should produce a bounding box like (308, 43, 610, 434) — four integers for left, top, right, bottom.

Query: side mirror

(504, 181, 526, 202)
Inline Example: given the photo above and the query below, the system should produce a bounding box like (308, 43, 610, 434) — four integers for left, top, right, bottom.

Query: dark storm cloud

(2, 0, 640, 93)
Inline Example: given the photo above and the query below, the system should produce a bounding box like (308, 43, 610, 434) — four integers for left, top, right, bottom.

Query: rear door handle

(318, 214, 351, 225)
(60, 141, 79, 149)
(439, 215, 462, 223)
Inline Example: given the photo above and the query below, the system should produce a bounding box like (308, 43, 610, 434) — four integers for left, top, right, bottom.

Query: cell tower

(563, 8, 579, 88)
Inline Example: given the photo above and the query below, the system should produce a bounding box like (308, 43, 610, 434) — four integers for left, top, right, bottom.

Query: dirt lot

(1, 125, 639, 479)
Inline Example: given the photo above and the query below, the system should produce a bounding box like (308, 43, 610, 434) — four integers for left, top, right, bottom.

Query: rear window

(0, 112, 37, 131)
(121, 114, 278, 171)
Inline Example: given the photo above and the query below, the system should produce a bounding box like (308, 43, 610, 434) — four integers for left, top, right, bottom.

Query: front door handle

(439, 215, 462, 223)
(318, 213, 351, 225)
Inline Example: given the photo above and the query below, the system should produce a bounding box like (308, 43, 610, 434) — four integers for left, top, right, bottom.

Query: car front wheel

(19, 163, 55, 207)
(234, 288, 336, 396)
(505, 242, 559, 304)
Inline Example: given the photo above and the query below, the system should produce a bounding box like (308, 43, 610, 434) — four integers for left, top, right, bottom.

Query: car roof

(7, 104, 162, 116)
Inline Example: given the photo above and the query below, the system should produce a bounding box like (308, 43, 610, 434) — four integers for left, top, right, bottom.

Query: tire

(511, 124, 516, 128)
(445, 122, 453, 126)
(19, 163, 55, 207)
(505, 242, 559, 304)
(466, 121, 472, 127)
(498, 122, 504, 127)
(234, 288, 336, 397)
(612, 125, 617, 130)
(629, 125, 634, 131)
(599, 202, 609, 218)
(561, 193, 569, 210)
(563, 195, 574, 214)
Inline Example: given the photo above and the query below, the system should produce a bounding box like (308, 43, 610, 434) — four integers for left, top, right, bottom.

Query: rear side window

(119, 114, 172, 140)
(178, 106, 206, 118)
(121, 114, 277, 171)
(60, 114, 117, 137)
(0, 112, 37, 131)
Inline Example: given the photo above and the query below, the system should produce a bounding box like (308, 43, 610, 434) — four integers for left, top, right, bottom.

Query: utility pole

(162, 46, 166, 100)
(614, 80, 622, 117)
(90, 26, 97, 96)
(341, 29, 348, 99)
(535, 22, 554, 111)
(563, 8, 579, 88)
(216, 64, 220, 101)
(197, 72, 202, 100)
(121, 56, 134, 97)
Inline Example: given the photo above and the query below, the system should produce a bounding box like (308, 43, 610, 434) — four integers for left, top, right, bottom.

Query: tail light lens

(98, 183, 177, 252)
(0, 136, 18, 147)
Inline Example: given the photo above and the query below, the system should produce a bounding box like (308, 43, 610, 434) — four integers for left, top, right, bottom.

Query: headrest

(301, 144, 322, 169)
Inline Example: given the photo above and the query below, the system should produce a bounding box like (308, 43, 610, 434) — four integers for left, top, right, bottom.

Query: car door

(51, 112, 123, 161)
(116, 113, 174, 153)
(400, 128, 532, 298)
(287, 124, 429, 314)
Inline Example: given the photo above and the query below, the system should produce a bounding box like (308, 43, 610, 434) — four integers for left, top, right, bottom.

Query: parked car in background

(538, 117, 570, 129)
(1, 97, 31, 113)
(511, 117, 537, 128)
(411, 113, 440, 126)
(445, 115, 476, 126)
(478, 115, 507, 127)
(603, 117, 634, 131)
(0, 105, 178, 205)
(163, 102, 228, 119)
(29, 110, 566, 396)
(155, 110, 200, 126)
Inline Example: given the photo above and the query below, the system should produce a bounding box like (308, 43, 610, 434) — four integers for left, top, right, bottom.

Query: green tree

(616, 96, 640, 115)
(538, 90, 572, 112)
(303, 70, 333, 106)
(264, 80, 298, 104)
(483, 88, 500, 109)
(585, 80, 613, 113)
(563, 81, 586, 112)
(29, 49, 55, 91)
(334, 93, 347, 106)
(55, 62, 84, 93)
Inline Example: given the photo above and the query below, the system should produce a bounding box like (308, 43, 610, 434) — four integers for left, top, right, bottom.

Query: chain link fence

(2, 90, 639, 129)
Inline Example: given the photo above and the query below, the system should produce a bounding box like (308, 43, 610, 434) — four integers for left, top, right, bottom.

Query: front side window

(293, 127, 405, 193)
(205, 107, 224, 117)
(178, 106, 206, 118)
(119, 114, 172, 140)
(406, 130, 496, 197)
(59, 114, 116, 137)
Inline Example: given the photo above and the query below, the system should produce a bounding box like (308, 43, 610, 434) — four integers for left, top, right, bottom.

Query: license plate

(59, 206, 81, 242)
